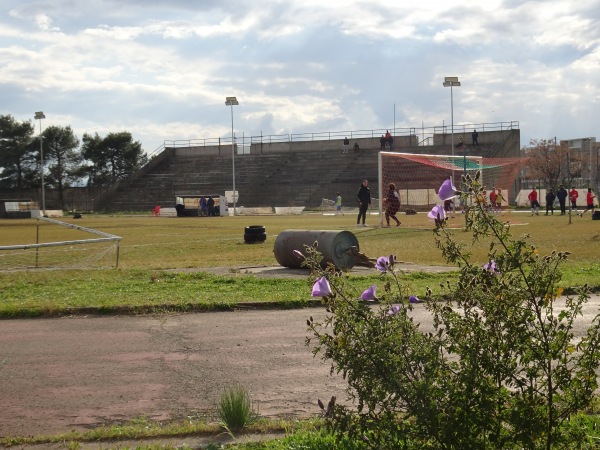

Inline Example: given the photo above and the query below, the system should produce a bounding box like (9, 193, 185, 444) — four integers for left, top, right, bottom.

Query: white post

(225, 97, 239, 216)
(34, 111, 46, 216)
(231, 104, 236, 216)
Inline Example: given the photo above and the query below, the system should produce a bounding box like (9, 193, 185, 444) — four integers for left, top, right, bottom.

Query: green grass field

(0, 211, 598, 317)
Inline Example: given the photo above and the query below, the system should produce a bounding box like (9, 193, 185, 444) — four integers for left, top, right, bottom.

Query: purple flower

(361, 285, 377, 301)
(438, 178, 459, 201)
(387, 305, 401, 315)
(375, 256, 390, 272)
(428, 205, 446, 221)
(311, 276, 332, 297)
(409, 295, 420, 303)
(483, 260, 499, 274)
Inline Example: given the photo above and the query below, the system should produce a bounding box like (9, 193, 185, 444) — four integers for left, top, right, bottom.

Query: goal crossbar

(0, 217, 122, 271)
(377, 151, 525, 224)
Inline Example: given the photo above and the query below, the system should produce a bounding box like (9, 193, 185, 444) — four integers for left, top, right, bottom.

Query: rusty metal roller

(273, 229, 360, 270)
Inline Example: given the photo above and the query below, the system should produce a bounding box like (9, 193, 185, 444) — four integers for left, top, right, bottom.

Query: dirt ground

(1, 264, 598, 440)
(0, 306, 346, 437)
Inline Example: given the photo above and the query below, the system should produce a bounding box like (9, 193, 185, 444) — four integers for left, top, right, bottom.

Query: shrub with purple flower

(304, 172, 600, 449)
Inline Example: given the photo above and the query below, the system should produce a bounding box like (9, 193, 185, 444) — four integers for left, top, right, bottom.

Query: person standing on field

(335, 192, 344, 215)
(556, 185, 568, 215)
(545, 189, 556, 215)
(495, 188, 504, 213)
(489, 188, 498, 213)
(528, 188, 540, 215)
(356, 179, 371, 227)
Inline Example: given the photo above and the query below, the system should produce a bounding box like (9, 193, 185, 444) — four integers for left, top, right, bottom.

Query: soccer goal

(377, 151, 526, 220)
(0, 217, 122, 271)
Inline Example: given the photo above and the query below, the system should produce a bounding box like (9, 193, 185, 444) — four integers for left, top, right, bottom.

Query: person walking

(528, 188, 540, 215)
(356, 179, 371, 227)
(545, 189, 556, 215)
(569, 187, 579, 213)
(384, 183, 401, 227)
(335, 192, 344, 215)
(579, 188, 596, 217)
(556, 185, 568, 215)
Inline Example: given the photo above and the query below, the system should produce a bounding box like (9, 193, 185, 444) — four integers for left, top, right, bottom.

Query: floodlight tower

(225, 96, 239, 215)
(34, 111, 46, 216)
(443, 77, 463, 174)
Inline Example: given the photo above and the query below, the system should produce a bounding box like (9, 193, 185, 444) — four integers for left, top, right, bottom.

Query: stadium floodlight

(34, 111, 46, 216)
(225, 97, 239, 216)
(443, 77, 463, 175)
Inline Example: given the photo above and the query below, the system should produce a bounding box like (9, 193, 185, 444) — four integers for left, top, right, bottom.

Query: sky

(1, 0, 599, 155)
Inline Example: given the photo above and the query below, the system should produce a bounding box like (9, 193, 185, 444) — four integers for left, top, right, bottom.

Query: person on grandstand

(472, 129, 479, 146)
(335, 192, 344, 215)
(353, 142, 360, 153)
(556, 185, 568, 215)
(384, 183, 401, 227)
(528, 188, 540, 215)
(579, 188, 596, 217)
(570, 187, 579, 212)
(343, 137, 350, 154)
(380, 135, 386, 150)
(356, 179, 371, 227)
(385, 130, 392, 148)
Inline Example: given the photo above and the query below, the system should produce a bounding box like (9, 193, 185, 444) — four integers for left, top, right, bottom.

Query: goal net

(0, 217, 121, 271)
(378, 152, 525, 216)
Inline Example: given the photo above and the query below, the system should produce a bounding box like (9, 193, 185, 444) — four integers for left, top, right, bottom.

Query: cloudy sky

(1, 0, 599, 154)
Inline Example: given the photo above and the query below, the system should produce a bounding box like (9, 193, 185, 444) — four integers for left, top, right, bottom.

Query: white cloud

(0, 0, 598, 154)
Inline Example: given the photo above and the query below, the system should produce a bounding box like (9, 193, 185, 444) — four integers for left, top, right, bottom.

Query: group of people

(342, 137, 360, 154)
(336, 179, 400, 227)
(379, 131, 394, 150)
(528, 186, 596, 217)
(198, 196, 216, 216)
(487, 187, 504, 213)
(334, 181, 596, 227)
(356, 179, 402, 227)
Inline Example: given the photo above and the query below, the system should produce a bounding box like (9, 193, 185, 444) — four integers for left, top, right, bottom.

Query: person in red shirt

(569, 187, 579, 213)
(489, 188, 497, 214)
(579, 188, 596, 217)
(527, 188, 540, 215)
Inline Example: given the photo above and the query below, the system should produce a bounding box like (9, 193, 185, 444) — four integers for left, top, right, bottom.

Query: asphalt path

(1, 295, 600, 437)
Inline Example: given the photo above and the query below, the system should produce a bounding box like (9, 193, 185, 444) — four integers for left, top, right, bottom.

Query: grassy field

(2, 211, 600, 448)
(0, 210, 599, 317)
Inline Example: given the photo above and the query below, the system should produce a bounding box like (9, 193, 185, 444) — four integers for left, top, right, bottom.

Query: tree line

(524, 138, 595, 190)
(0, 114, 148, 209)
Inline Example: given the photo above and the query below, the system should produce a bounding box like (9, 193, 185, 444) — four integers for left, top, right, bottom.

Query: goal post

(0, 217, 122, 271)
(378, 151, 526, 223)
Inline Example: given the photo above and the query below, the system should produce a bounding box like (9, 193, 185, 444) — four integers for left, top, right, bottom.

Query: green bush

(305, 173, 600, 449)
(218, 384, 255, 432)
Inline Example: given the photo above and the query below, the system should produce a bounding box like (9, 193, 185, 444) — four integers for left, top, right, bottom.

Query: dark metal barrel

(273, 230, 360, 270)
